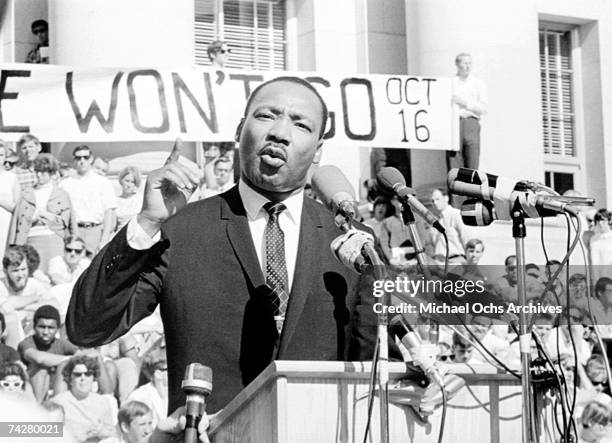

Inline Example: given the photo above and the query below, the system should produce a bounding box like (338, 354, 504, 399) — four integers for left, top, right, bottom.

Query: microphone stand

(334, 211, 389, 443)
(364, 243, 390, 443)
(400, 205, 432, 280)
(511, 206, 535, 443)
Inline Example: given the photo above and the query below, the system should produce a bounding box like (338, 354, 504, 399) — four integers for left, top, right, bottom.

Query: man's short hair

(118, 401, 152, 427)
(33, 305, 60, 328)
(213, 156, 232, 170)
(33, 153, 59, 174)
(64, 235, 85, 247)
(0, 312, 5, 334)
(455, 52, 472, 64)
(17, 244, 39, 277)
(2, 246, 26, 270)
(207, 40, 227, 60)
(72, 145, 92, 156)
(452, 332, 472, 348)
(594, 209, 611, 224)
(596, 277, 612, 296)
(432, 187, 448, 197)
(243, 76, 329, 140)
(546, 259, 561, 267)
(504, 255, 517, 266)
(0, 362, 26, 388)
(569, 273, 586, 285)
(16, 133, 41, 150)
(465, 238, 484, 251)
(31, 20, 48, 33)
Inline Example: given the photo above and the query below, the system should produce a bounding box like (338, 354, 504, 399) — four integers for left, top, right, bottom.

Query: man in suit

(66, 77, 384, 424)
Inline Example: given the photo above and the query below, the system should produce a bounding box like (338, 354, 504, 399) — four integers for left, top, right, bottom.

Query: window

(544, 171, 574, 195)
(539, 27, 575, 157)
(194, 0, 286, 70)
(539, 23, 585, 194)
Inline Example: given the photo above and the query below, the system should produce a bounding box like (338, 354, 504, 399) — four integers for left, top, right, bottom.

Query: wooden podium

(208, 361, 524, 443)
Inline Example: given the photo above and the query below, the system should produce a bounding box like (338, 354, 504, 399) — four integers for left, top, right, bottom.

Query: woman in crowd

(0, 141, 20, 259)
(577, 400, 612, 443)
(364, 196, 392, 240)
(0, 362, 28, 396)
(8, 154, 76, 273)
(115, 166, 142, 232)
(51, 355, 115, 442)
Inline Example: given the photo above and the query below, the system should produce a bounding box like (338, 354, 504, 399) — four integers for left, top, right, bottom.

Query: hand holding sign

(137, 139, 202, 236)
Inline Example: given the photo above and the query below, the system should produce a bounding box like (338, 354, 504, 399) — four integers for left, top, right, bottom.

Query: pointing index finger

(166, 138, 182, 164)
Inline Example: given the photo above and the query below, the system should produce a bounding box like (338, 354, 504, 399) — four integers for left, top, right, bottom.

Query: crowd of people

(0, 133, 239, 442)
(360, 180, 612, 442)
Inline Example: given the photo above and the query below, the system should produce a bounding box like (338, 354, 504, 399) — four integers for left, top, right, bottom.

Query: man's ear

(311, 140, 324, 165)
(234, 118, 245, 142)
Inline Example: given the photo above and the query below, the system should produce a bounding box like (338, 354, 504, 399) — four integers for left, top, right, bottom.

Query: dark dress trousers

(66, 186, 390, 413)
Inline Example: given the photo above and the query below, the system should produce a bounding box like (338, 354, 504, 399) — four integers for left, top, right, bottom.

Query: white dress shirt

(60, 170, 117, 223)
(127, 180, 303, 291)
(452, 75, 488, 119)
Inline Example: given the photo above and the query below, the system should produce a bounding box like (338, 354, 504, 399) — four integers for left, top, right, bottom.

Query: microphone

(460, 199, 496, 226)
(182, 363, 213, 443)
(311, 165, 357, 231)
(389, 315, 445, 388)
(377, 167, 445, 233)
(447, 168, 570, 220)
(330, 229, 375, 273)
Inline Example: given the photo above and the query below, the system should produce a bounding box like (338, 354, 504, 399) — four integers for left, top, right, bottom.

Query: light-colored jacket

(7, 185, 77, 245)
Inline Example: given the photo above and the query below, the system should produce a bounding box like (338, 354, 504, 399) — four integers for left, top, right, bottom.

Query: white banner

(0, 64, 458, 149)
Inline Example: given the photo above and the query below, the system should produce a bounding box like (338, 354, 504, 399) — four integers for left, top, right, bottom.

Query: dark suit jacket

(67, 186, 389, 413)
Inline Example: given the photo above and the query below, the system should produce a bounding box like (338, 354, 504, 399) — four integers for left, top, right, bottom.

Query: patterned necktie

(264, 202, 289, 334)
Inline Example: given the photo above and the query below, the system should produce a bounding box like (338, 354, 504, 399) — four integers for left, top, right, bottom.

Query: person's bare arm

(22, 348, 71, 367)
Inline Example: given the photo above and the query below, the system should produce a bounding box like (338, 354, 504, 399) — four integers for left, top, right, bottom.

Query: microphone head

(376, 167, 406, 195)
(311, 165, 356, 210)
(460, 199, 495, 226)
(182, 363, 212, 397)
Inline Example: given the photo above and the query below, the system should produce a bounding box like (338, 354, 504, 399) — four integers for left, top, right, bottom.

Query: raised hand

(137, 139, 202, 236)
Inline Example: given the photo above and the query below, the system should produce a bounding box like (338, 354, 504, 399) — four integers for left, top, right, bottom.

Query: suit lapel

(222, 186, 266, 290)
(278, 199, 324, 356)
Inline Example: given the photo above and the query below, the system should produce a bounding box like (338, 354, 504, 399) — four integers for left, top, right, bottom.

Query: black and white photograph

(0, 1, 611, 442)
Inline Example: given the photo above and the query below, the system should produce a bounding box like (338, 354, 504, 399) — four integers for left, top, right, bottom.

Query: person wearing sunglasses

(585, 354, 611, 396)
(59, 145, 117, 256)
(0, 361, 27, 395)
(47, 236, 90, 286)
(51, 355, 115, 442)
(8, 154, 77, 274)
(207, 39, 230, 69)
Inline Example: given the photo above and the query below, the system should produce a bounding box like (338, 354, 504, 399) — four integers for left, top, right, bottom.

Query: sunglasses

(0, 380, 24, 389)
(65, 247, 84, 254)
(71, 371, 94, 378)
(437, 354, 456, 362)
(219, 49, 231, 54)
(73, 155, 91, 161)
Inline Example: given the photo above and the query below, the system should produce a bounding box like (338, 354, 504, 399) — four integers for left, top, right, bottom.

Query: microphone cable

(567, 212, 612, 394)
(362, 338, 379, 443)
(437, 386, 448, 443)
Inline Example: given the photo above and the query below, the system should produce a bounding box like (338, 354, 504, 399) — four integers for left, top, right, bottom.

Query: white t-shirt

(60, 171, 117, 224)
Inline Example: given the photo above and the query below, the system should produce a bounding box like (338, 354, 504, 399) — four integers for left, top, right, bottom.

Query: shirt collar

(238, 179, 303, 225)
